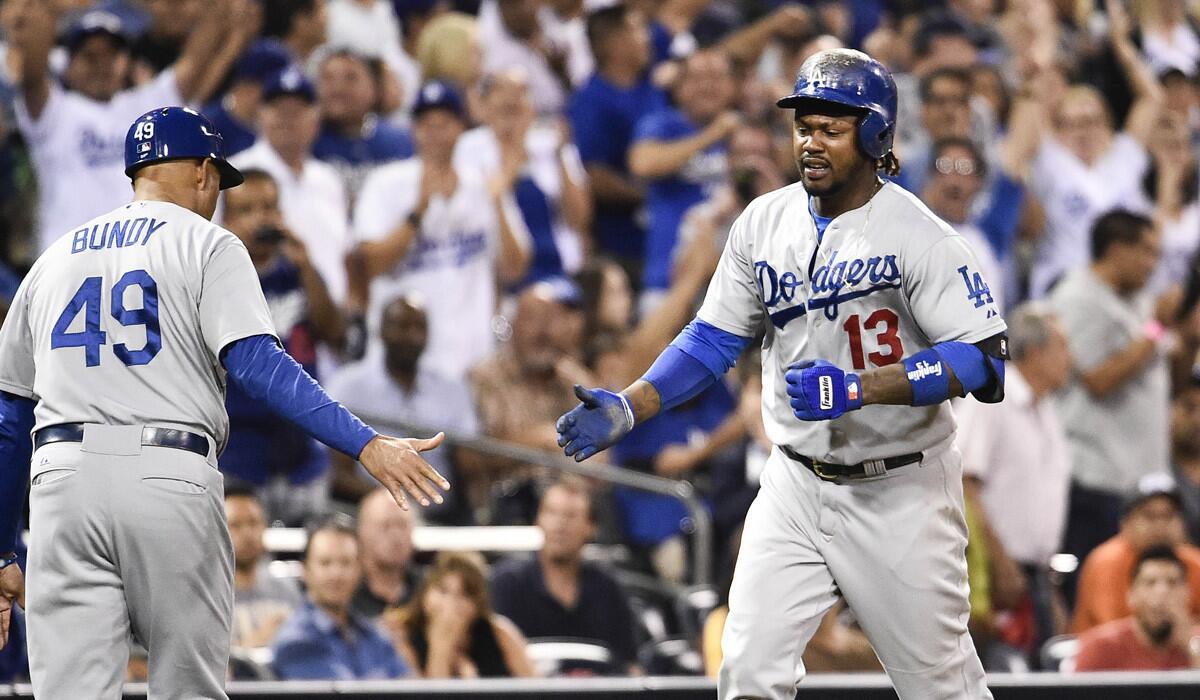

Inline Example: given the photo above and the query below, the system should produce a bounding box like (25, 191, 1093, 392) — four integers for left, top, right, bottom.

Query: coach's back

(0, 200, 274, 452)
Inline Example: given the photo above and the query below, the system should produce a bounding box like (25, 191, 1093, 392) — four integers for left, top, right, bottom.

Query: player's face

(1128, 561, 1188, 640)
(536, 486, 594, 563)
(1119, 225, 1162, 291)
(413, 109, 465, 162)
(318, 54, 376, 127)
(924, 144, 983, 224)
(380, 299, 429, 368)
(793, 112, 867, 197)
(921, 76, 971, 141)
(423, 573, 479, 621)
(222, 177, 282, 254)
(304, 530, 362, 610)
(1054, 92, 1112, 165)
(675, 51, 736, 123)
(602, 12, 651, 74)
(359, 493, 415, 570)
(1123, 496, 1186, 551)
(65, 35, 129, 101)
(261, 96, 321, 157)
(512, 291, 571, 375)
(483, 76, 534, 141)
(224, 496, 266, 568)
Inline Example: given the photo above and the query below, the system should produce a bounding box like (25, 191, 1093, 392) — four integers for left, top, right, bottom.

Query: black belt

(779, 445, 923, 481)
(34, 424, 210, 458)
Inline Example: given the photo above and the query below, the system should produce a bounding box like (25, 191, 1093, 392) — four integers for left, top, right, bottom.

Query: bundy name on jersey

(756, 249, 902, 328)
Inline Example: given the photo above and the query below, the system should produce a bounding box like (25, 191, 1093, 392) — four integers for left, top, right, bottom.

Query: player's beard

(800, 170, 845, 197)
(1142, 618, 1173, 646)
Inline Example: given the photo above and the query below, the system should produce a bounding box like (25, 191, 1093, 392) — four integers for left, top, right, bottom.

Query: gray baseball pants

(718, 439, 992, 699)
(25, 424, 233, 699)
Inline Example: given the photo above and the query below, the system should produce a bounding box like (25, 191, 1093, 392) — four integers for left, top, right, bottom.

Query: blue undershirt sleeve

(0, 391, 35, 552)
(222, 335, 378, 459)
(642, 319, 753, 412)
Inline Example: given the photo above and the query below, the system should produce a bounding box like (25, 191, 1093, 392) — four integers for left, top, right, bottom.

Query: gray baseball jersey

(697, 180, 1006, 464)
(0, 199, 277, 451)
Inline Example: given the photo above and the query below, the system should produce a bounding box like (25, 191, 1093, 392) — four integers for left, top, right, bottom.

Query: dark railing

(7, 671, 1200, 699)
(356, 416, 714, 586)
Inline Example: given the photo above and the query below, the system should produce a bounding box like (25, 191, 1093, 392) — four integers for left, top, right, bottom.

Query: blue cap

(234, 40, 294, 85)
(412, 80, 466, 119)
(263, 65, 317, 103)
(63, 10, 129, 54)
(776, 48, 898, 160)
(125, 107, 244, 190)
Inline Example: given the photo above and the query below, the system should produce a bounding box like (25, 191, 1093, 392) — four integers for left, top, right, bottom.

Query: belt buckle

(810, 458, 839, 482)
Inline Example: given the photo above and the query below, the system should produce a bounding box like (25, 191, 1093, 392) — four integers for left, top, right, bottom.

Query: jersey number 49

(50, 270, 161, 367)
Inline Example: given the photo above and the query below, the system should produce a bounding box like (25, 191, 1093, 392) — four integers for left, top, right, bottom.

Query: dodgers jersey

(0, 200, 277, 451)
(697, 181, 1006, 464)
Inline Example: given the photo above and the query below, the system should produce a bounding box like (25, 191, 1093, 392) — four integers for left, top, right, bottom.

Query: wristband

(1144, 319, 1167, 343)
(903, 348, 951, 406)
(0, 552, 17, 569)
(617, 393, 636, 430)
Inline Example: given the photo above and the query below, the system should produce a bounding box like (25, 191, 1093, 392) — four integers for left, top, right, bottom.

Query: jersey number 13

(50, 270, 162, 367)
(842, 308, 903, 370)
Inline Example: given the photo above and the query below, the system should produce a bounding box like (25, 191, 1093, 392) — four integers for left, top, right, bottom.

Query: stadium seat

(1039, 635, 1080, 673)
(525, 637, 617, 677)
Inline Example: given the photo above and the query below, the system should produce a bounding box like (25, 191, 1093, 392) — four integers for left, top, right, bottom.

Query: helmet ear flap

(857, 110, 892, 160)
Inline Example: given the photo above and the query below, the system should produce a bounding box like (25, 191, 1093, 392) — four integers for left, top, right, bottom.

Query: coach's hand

(556, 385, 635, 461)
(360, 433, 451, 510)
(0, 560, 24, 651)
(785, 360, 864, 421)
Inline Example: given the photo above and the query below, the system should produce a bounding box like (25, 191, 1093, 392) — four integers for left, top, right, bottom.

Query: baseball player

(0, 107, 450, 699)
(556, 49, 1007, 699)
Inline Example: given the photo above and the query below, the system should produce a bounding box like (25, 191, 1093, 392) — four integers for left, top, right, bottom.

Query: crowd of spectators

(5, 0, 1200, 683)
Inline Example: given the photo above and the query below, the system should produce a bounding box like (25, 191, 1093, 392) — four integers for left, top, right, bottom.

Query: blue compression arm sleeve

(642, 320, 753, 412)
(903, 340, 1006, 406)
(222, 335, 378, 458)
(0, 391, 35, 551)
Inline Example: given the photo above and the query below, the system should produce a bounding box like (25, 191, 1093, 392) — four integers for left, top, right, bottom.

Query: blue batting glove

(556, 385, 635, 461)
(784, 359, 863, 421)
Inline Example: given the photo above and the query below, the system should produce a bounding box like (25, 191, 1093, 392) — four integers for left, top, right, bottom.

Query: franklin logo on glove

(819, 376, 834, 410)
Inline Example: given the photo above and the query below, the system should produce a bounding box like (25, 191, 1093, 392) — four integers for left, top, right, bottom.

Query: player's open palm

(556, 385, 635, 461)
(0, 563, 24, 651)
(359, 433, 450, 510)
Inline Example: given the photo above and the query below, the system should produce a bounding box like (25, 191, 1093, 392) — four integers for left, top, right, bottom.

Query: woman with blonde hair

(390, 551, 536, 678)
(416, 12, 483, 91)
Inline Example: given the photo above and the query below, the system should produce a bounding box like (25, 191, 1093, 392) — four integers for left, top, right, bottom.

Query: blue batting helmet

(776, 49, 898, 160)
(124, 106, 244, 190)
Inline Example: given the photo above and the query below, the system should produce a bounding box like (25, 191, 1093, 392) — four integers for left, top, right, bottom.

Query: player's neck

(385, 357, 419, 392)
(233, 561, 258, 589)
(810, 172, 882, 219)
(600, 61, 642, 88)
(132, 183, 199, 215)
(1090, 260, 1133, 295)
(363, 557, 408, 593)
(539, 549, 582, 579)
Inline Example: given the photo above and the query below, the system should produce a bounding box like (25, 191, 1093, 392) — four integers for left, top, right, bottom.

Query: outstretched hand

(556, 385, 635, 461)
(359, 433, 450, 510)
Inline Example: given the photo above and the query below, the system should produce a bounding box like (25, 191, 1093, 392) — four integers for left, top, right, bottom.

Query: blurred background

(2, 0, 1200, 695)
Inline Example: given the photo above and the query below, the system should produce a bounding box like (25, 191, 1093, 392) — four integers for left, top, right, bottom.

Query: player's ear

(199, 158, 218, 190)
